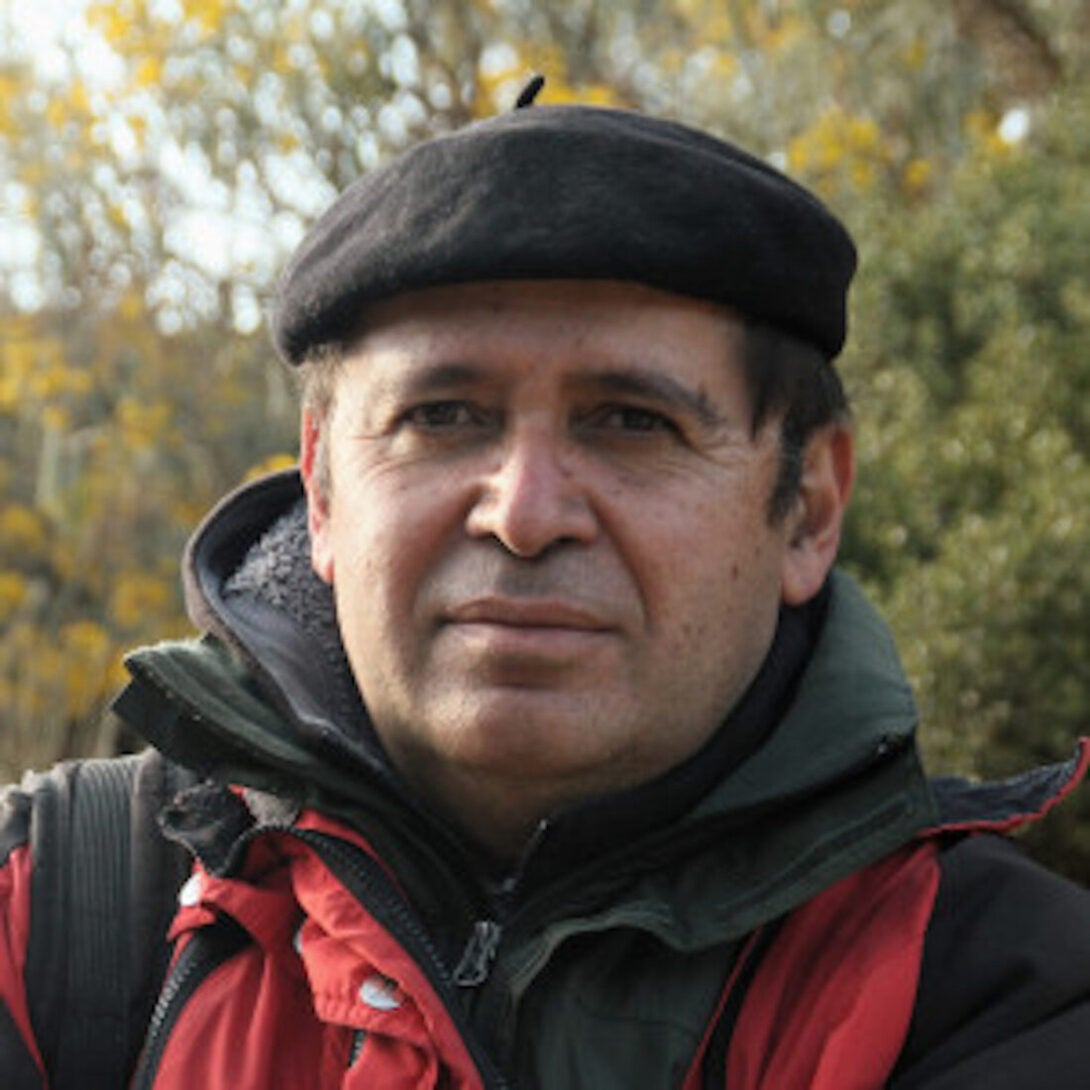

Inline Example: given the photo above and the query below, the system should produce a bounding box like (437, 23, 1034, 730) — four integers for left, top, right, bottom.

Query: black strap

(702, 921, 784, 1089)
(24, 751, 196, 1089)
(0, 995, 45, 1090)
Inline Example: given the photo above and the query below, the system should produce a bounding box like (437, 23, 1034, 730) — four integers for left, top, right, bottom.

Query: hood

(178, 469, 389, 780)
(117, 470, 937, 936)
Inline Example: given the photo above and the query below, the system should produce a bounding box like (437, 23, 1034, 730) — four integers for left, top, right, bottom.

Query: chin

(437, 698, 624, 776)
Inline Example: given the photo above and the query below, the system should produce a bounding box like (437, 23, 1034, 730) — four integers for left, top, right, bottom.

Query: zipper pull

(453, 920, 502, 987)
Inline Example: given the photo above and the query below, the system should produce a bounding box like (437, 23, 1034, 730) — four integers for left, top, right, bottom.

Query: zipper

(466, 836, 701, 1056)
(348, 1029, 367, 1066)
(131, 803, 511, 1087)
(129, 834, 512, 1089)
(292, 828, 513, 1090)
(453, 920, 503, 986)
(131, 917, 250, 1088)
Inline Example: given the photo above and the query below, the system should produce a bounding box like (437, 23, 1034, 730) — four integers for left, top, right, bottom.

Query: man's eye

(594, 405, 677, 434)
(403, 401, 477, 429)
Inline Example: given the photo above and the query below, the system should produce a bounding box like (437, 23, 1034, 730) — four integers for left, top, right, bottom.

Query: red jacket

(2, 745, 1089, 1089)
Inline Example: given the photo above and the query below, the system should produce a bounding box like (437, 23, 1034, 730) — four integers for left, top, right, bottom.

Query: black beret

(273, 102, 857, 364)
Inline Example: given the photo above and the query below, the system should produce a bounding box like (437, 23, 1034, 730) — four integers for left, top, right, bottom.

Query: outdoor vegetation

(3, 0, 1090, 877)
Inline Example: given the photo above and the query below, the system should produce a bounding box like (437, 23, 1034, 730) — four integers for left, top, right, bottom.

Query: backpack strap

(721, 841, 941, 1089)
(22, 750, 198, 1088)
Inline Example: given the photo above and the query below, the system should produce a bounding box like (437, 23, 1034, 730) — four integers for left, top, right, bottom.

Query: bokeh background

(3, 0, 1090, 877)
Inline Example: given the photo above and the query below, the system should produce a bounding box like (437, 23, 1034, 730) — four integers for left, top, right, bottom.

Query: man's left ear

(300, 408, 336, 586)
(781, 423, 855, 606)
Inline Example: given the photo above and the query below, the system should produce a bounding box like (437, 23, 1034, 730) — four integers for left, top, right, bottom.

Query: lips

(439, 598, 616, 671)
(445, 597, 613, 631)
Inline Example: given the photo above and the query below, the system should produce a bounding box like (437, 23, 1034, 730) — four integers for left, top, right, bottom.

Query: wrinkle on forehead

(340, 279, 749, 419)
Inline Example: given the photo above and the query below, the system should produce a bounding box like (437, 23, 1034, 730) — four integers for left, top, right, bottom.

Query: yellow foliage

(17, 161, 47, 187)
(106, 654, 131, 693)
(548, 82, 617, 108)
(0, 572, 27, 624)
(129, 115, 148, 149)
(231, 60, 255, 88)
(676, 0, 744, 37)
(0, 618, 118, 730)
(68, 80, 91, 115)
(0, 74, 18, 135)
(134, 57, 163, 89)
(700, 9, 735, 43)
(27, 350, 62, 395)
(88, 2, 137, 46)
(45, 97, 68, 131)
(40, 404, 71, 432)
(60, 620, 116, 718)
(117, 396, 174, 452)
(902, 157, 933, 197)
(0, 327, 32, 405)
(903, 39, 927, 71)
(964, 109, 993, 140)
(110, 572, 173, 629)
(964, 109, 1015, 159)
(711, 52, 738, 81)
(29, 79, 94, 142)
(271, 44, 294, 76)
(244, 452, 298, 483)
(2, 327, 93, 416)
(62, 619, 111, 658)
(787, 108, 889, 192)
(849, 160, 876, 189)
(764, 14, 806, 53)
(49, 540, 78, 586)
(117, 290, 146, 323)
(0, 505, 49, 556)
(182, 0, 226, 28)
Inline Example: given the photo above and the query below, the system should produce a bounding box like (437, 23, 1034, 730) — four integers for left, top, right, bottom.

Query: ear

(780, 423, 855, 606)
(300, 408, 335, 585)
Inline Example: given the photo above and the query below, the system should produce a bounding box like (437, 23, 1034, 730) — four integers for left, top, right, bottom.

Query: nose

(465, 424, 598, 558)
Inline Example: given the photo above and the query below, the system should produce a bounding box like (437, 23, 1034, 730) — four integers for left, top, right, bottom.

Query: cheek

(652, 505, 784, 643)
(333, 506, 407, 608)
(330, 476, 458, 625)
(329, 508, 418, 714)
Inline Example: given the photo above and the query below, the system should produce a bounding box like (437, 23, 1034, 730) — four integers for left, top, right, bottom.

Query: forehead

(339, 279, 749, 398)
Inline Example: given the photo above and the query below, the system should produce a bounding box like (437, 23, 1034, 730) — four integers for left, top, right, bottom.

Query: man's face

(304, 281, 836, 851)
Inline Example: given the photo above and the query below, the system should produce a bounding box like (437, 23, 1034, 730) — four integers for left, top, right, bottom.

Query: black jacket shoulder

(892, 832, 1090, 1088)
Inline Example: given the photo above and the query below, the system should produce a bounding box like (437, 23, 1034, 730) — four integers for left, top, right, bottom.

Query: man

(3, 89, 1090, 1088)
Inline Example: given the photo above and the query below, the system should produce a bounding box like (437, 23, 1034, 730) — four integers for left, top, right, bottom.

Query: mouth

(439, 598, 618, 668)
(445, 597, 614, 632)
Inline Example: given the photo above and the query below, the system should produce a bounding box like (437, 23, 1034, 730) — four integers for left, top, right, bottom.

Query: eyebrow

(363, 361, 488, 412)
(371, 359, 731, 430)
(573, 367, 729, 430)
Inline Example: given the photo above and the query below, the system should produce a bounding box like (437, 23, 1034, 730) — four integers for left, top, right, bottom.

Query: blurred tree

(0, 288, 297, 772)
(3, 0, 1090, 875)
(843, 81, 1090, 880)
